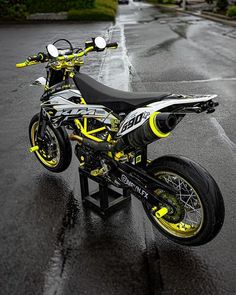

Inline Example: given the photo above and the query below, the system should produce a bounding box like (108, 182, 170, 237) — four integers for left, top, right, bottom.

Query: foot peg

(29, 145, 39, 153)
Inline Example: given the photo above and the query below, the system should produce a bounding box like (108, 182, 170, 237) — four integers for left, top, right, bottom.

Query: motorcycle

(16, 36, 225, 246)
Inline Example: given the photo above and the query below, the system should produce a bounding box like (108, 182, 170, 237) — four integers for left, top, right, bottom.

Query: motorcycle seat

(74, 73, 171, 114)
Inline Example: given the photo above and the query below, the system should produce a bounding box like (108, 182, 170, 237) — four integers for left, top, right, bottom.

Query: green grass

(68, 0, 117, 21)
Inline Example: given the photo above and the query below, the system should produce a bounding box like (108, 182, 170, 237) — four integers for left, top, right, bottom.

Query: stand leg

(78, 168, 131, 216)
(79, 168, 89, 202)
(99, 184, 109, 211)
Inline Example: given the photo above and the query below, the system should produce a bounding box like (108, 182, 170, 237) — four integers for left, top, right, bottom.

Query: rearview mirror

(94, 37, 106, 50)
(47, 44, 59, 58)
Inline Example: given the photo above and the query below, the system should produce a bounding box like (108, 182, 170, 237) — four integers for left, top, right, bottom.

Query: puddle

(223, 30, 236, 39)
(43, 192, 79, 295)
(169, 23, 189, 39)
(141, 36, 181, 57)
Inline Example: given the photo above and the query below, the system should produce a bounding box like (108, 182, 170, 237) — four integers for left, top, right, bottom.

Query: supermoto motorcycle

(16, 37, 224, 246)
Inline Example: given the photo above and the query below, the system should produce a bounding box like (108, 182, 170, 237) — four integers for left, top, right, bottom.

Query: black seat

(74, 73, 171, 113)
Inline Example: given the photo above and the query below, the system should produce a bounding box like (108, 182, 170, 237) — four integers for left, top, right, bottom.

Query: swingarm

(117, 162, 178, 213)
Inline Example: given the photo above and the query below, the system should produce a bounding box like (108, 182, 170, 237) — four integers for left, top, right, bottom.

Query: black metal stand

(78, 146, 148, 216)
(79, 168, 131, 216)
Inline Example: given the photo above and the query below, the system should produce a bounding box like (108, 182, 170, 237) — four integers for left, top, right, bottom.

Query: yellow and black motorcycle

(16, 37, 224, 246)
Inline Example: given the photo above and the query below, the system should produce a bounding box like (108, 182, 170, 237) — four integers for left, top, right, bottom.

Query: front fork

(37, 108, 48, 141)
(29, 108, 48, 153)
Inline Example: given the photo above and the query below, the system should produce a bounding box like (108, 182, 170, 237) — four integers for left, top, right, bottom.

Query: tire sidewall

(144, 155, 224, 246)
(29, 113, 72, 173)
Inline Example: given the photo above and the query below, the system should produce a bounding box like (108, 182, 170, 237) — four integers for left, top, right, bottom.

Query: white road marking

(177, 77, 236, 84)
(140, 77, 236, 84)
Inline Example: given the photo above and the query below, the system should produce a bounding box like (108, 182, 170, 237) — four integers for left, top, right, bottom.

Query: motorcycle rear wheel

(29, 113, 72, 173)
(143, 155, 224, 246)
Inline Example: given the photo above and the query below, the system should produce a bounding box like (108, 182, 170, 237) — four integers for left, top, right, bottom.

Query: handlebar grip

(16, 62, 27, 68)
(28, 52, 47, 62)
(106, 42, 118, 49)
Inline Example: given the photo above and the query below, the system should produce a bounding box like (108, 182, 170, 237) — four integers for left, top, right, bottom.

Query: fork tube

(37, 108, 48, 140)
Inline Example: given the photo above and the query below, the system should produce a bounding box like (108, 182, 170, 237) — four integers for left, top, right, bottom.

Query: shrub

(0, 0, 27, 19)
(216, 0, 228, 11)
(26, 0, 95, 13)
(227, 5, 236, 16)
(0, 0, 117, 21)
(0, 0, 9, 16)
(96, 0, 117, 12)
(68, 0, 117, 22)
(76, 0, 95, 9)
(68, 6, 115, 21)
(162, 0, 174, 4)
(8, 3, 27, 19)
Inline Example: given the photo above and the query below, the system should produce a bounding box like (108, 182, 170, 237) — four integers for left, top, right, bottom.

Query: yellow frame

(74, 118, 107, 142)
(74, 97, 109, 143)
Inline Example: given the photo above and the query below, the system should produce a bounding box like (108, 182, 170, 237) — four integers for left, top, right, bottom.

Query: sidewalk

(155, 1, 236, 27)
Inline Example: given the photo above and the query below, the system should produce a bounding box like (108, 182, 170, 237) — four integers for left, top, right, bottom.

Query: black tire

(29, 113, 72, 173)
(143, 155, 225, 246)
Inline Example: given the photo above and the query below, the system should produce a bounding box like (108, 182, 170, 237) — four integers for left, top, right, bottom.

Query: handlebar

(28, 52, 48, 62)
(106, 42, 118, 48)
(16, 52, 48, 68)
(16, 40, 118, 68)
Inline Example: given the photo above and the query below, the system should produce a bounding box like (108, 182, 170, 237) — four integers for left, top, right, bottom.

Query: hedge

(96, 0, 117, 12)
(68, 7, 115, 21)
(0, 0, 117, 21)
(68, 0, 117, 21)
(0, 0, 95, 16)
(227, 5, 236, 16)
(26, 0, 95, 14)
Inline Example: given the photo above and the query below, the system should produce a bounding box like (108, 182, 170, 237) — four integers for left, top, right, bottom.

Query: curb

(155, 4, 236, 27)
(198, 12, 236, 27)
(202, 10, 236, 20)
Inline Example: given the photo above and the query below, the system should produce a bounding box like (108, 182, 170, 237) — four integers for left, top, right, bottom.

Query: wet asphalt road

(0, 1, 236, 294)
(120, 1, 236, 294)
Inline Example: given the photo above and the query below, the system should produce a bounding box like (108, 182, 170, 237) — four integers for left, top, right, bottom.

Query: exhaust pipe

(154, 113, 177, 133)
(118, 112, 178, 149)
(69, 113, 178, 152)
(69, 134, 113, 151)
(69, 134, 83, 144)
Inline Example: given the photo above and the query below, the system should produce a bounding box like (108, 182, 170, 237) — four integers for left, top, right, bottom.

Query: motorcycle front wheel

(143, 155, 225, 246)
(29, 113, 72, 173)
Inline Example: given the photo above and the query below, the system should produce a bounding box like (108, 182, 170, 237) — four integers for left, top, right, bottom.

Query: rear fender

(117, 94, 217, 137)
